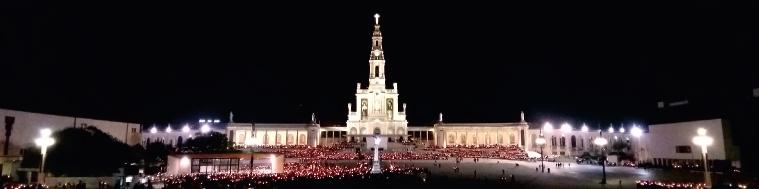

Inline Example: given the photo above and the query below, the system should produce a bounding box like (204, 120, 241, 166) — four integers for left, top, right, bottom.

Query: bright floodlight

(619, 127, 626, 133)
(560, 123, 572, 133)
(535, 136, 546, 145)
(543, 122, 554, 133)
(200, 124, 211, 133)
(165, 126, 172, 133)
(213, 119, 220, 123)
(608, 126, 615, 133)
(35, 129, 55, 148)
(631, 126, 643, 137)
(697, 128, 707, 136)
(580, 124, 589, 132)
(692, 128, 713, 147)
(199, 119, 206, 123)
(594, 137, 608, 146)
(182, 125, 190, 133)
(149, 127, 158, 134)
(40, 128, 52, 137)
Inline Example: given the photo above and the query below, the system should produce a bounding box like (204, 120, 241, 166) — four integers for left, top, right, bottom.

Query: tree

(143, 141, 170, 174)
(182, 132, 236, 153)
(21, 127, 140, 176)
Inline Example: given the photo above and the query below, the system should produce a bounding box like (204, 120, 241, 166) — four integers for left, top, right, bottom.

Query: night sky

(2, 2, 757, 128)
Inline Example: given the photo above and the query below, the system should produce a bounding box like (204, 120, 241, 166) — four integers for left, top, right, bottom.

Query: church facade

(202, 14, 648, 162)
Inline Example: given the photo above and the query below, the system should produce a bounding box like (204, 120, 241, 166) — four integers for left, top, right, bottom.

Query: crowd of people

(157, 163, 427, 189)
(433, 145, 528, 160)
(252, 144, 528, 161)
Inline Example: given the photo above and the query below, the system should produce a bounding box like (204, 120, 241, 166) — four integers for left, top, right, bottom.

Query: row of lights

(149, 124, 212, 134)
(199, 119, 221, 123)
(541, 122, 644, 137)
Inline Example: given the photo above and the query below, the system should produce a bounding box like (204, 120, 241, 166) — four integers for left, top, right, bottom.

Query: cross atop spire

(368, 12, 386, 89)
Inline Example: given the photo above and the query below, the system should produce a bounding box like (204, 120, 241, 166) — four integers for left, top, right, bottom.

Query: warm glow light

(182, 125, 190, 133)
(165, 126, 172, 133)
(543, 122, 554, 133)
(201, 124, 211, 133)
(40, 128, 52, 137)
(631, 125, 643, 137)
(594, 137, 608, 146)
(697, 128, 707, 136)
(608, 126, 615, 133)
(692, 128, 713, 147)
(619, 127, 626, 133)
(560, 123, 572, 133)
(581, 124, 589, 132)
(35, 129, 55, 148)
(180, 156, 190, 167)
(149, 127, 158, 134)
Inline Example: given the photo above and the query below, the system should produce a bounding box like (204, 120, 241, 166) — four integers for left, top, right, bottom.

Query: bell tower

(368, 13, 386, 91)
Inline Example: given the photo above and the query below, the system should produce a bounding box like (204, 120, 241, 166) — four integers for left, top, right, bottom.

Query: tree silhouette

(21, 127, 141, 176)
(181, 132, 236, 153)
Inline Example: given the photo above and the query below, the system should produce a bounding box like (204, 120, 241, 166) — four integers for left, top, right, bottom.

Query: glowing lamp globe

(630, 126, 643, 137)
(200, 124, 211, 133)
(594, 137, 608, 146)
(580, 124, 589, 132)
(182, 125, 191, 133)
(692, 128, 713, 147)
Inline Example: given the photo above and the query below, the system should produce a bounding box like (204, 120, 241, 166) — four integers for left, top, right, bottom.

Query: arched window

(460, 135, 466, 145)
(509, 134, 516, 145)
(560, 137, 566, 147)
(551, 136, 557, 147)
(375, 66, 380, 77)
(373, 127, 381, 135)
(299, 134, 307, 145)
(571, 135, 577, 148)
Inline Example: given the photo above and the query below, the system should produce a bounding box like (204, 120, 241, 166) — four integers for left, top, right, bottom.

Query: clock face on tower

(373, 50, 381, 56)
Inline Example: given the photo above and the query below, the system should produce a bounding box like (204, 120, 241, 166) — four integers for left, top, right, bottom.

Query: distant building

(644, 119, 740, 168)
(0, 108, 141, 179)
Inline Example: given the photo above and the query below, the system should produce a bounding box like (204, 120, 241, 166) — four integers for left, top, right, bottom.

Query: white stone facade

(346, 14, 408, 141)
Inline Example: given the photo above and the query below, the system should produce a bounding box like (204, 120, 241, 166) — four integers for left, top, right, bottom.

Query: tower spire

(368, 13, 386, 89)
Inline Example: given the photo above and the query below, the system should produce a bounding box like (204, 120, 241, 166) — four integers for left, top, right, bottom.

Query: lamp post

(692, 128, 713, 188)
(535, 132, 546, 172)
(34, 128, 55, 184)
(593, 130, 608, 185)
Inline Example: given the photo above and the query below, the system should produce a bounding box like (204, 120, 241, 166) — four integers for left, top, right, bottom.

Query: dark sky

(1, 2, 758, 127)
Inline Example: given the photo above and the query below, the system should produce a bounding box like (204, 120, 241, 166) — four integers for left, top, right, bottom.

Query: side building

(0, 108, 141, 179)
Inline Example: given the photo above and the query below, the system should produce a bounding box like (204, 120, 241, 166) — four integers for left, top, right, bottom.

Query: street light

(581, 124, 589, 132)
(149, 127, 158, 134)
(692, 128, 713, 188)
(200, 124, 211, 134)
(630, 125, 643, 138)
(543, 122, 554, 133)
(35, 128, 55, 184)
(560, 123, 572, 133)
(535, 133, 546, 172)
(593, 131, 608, 185)
(182, 124, 191, 133)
